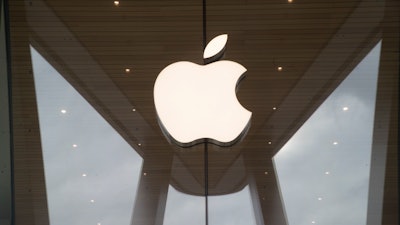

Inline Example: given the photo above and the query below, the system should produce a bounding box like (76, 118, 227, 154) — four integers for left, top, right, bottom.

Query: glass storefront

(274, 41, 381, 225)
(31, 46, 143, 225)
(2, 0, 398, 225)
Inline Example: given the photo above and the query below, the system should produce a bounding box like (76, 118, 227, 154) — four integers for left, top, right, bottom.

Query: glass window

(273, 41, 381, 225)
(163, 185, 205, 225)
(163, 184, 256, 225)
(31, 46, 143, 225)
(209, 185, 257, 225)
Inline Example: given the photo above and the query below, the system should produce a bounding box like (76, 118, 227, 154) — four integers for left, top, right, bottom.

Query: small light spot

(333, 141, 338, 145)
(61, 109, 67, 114)
(114, 1, 120, 6)
(132, 108, 136, 112)
(90, 199, 95, 203)
(272, 107, 277, 110)
(97, 223, 101, 225)
(311, 221, 316, 224)
(277, 66, 283, 71)
(82, 173, 87, 177)
(268, 141, 272, 145)
(342, 106, 349, 111)
(72, 144, 78, 148)
(125, 68, 130, 73)
(318, 197, 322, 201)
(325, 171, 330, 175)
(143, 172, 147, 176)
(288, 0, 293, 3)
(264, 171, 268, 175)
(138, 143, 142, 146)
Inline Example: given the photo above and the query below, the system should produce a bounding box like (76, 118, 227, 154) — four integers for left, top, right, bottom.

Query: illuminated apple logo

(154, 34, 252, 147)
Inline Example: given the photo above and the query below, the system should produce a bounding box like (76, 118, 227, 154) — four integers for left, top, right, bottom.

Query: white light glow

(154, 61, 251, 145)
(82, 173, 87, 177)
(203, 34, 228, 59)
(333, 141, 338, 145)
(61, 109, 67, 114)
(343, 106, 349, 111)
(125, 68, 130, 73)
(90, 199, 95, 203)
(114, 1, 119, 6)
(277, 66, 283, 71)
(72, 144, 77, 148)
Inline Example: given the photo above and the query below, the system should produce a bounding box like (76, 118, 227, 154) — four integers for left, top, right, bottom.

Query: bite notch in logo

(154, 34, 252, 147)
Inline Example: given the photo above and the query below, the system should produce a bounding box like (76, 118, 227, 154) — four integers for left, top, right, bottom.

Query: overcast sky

(31, 38, 381, 225)
(31, 47, 143, 225)
(273, 41, 381, 225)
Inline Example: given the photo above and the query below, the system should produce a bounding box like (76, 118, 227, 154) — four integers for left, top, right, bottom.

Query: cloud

(31, 47, 143, 225)
(163, 185, 257, 225)
(30, 32, 382, 225)
(273, 41, 381, 225)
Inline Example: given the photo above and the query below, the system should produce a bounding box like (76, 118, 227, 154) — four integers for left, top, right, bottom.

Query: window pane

(209, 185, 257, 225)
(163, 185, 205, 225)
(31, 46, 143, 225)
(273, 41, 381, 225)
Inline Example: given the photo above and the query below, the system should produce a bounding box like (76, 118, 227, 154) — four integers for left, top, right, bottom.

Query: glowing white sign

(154, 34, 252, 147)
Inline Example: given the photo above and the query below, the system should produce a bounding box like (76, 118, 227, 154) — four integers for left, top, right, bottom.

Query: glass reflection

(163, 184, 257, 225)
(273, 41, 381, 225)
(31, 47, 143, 225)
(163, 185, 205, 225)
(209, 186, 257, 225)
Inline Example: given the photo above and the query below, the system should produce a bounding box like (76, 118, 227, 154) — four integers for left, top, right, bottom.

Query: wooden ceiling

(7, 0, 398, 225)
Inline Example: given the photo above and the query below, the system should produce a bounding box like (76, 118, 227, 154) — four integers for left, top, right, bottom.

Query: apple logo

(154, 34, 252, 147)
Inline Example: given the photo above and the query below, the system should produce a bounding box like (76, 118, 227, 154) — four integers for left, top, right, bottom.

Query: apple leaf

(203, 34, 228, 60)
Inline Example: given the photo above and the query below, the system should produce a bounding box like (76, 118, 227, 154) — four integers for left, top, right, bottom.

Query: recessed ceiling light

(288, 0, 293, 3)
(143, 172, 147, 176)
(72, 144, 78, 148)
(138, 143, 142, 146)
(90, 199, 95, 203)
(318, 197, 322, 201)
(97, 223, 101, 225)
(333, 141, 338, 145)
(272, 107, 277, 110)
(311, 221, 316, 224)
(61, 109, 67, 114)
(132, 108, 136, 112)
(125, 68, 130, 73)
(268, 141, 272, 145)
(264, 171, 268, 175)
(325, 171, 330, 175)
(342, 106, 349, 111)
(277, 66, 283, 71)
(114, 1, 120, 6)
(82, 173, 87, 177)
